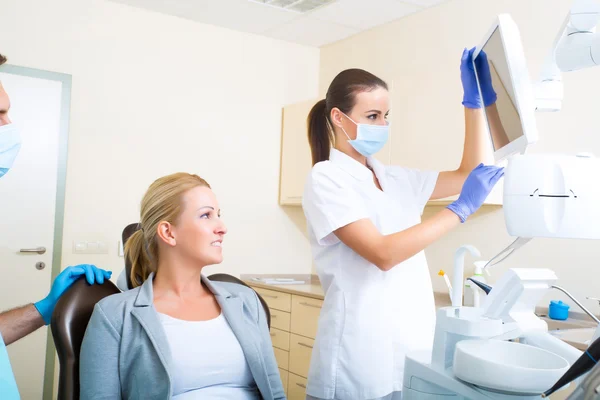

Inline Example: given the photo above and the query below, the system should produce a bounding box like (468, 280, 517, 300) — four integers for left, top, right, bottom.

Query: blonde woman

(80, 173, 284, 399)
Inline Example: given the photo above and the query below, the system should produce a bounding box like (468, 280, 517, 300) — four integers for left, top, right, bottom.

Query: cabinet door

(289, 334, 315, 378)
(291, 295, 322, 339)
(270, 328, 291, 351)
(279, 99, 317, 206)
(287, 373, 308, 400)
(274, 347, 289, 371)
(253, 287, 291, 312)
(270, 308, 291, 332)
(279, 368, 289, 395)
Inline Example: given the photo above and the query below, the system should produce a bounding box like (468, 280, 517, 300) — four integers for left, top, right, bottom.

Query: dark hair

(0, 54, 6, 66)
(307, 68, 388, 165)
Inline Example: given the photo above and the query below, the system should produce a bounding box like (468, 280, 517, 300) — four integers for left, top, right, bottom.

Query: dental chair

(51, 277, 120, 400)
(121, 223, 271, 327)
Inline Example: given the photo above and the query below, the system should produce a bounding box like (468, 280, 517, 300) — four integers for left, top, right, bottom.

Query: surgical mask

(340, 112, 389, 157)
(0, 123, 22, 178)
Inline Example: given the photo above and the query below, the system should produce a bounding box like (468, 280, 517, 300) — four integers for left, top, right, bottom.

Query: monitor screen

(475, 27, 525, 152)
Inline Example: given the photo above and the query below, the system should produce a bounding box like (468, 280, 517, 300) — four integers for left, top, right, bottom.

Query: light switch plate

(118, 240, 124, 257)
(73, 240, 109, 255)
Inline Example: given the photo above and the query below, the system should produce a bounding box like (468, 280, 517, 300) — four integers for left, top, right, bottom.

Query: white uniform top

(159, 312, 260, 400)
(302, 149, 439, 400)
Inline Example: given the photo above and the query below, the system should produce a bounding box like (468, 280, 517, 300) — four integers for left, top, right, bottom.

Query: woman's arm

(485, 103, 510, 149)
(335, 209, 461, 271)
(431, 48, 497, 200)
(335, 164, 503, 271)
(430, 107, 491, 200)
(80, 303, 122, 399)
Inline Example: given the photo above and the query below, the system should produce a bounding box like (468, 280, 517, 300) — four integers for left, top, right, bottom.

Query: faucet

(551, 285, 600, 324)
(452, 245, 481, 307)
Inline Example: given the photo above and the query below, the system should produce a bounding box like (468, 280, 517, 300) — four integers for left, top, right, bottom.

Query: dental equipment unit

(403, 5, 600, 398)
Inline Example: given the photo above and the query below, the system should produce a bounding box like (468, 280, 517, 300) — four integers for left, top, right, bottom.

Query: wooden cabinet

(279, 368, 289, 394)
(270, 328, 290, 351)
(279, 99, 316, 206)
(287, 373, 309, 400)
(254, 287, 291, 312)
(289, 334, 314, 378)
(271, 308, 291, 331)
(247, 283, 323, 399)
(274, 347, 289, 371)
(291, 296, 322, 339)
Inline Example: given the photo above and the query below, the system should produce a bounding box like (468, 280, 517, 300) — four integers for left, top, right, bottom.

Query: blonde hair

(125, 172, 211, 288)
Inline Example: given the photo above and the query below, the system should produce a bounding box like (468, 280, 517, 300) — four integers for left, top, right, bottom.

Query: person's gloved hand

(461, 47, 497, 108)
(447, 164, 504, 223)
(34, 264, 112, 325)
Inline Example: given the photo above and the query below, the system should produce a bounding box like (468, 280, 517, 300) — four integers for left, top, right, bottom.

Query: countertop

(242, 274, 453, 307)
(242, 274, 324, 300)
(242, 274, 596, 349)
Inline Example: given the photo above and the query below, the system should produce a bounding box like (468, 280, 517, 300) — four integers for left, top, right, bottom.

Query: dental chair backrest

(207, 273, 271, 328)
(51, 278, 120, 400)
(121, 223, 271, 328)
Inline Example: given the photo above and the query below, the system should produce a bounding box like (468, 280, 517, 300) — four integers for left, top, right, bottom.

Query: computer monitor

(473, 14, 538, 164)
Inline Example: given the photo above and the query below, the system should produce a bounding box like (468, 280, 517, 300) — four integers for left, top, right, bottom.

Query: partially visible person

(0, 53, 112, 400)
(80, 172, 284, 399)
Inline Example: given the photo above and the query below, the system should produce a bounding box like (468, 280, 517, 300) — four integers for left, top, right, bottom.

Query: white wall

(319, 0, 600, 313)
(0, 0, 318, 284)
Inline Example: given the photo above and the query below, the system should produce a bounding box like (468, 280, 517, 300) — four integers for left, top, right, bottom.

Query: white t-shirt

(302, 149, 439, 400)
(159, 312, 260, 400)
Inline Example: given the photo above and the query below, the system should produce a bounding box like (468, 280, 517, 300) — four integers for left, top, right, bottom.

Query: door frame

(2, 64, 72, 400)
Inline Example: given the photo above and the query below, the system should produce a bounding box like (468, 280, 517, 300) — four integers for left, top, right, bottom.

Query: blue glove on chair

(34, 264, 112, 325)
(461, 47, 497, 108)
(447, 164, 504, 223)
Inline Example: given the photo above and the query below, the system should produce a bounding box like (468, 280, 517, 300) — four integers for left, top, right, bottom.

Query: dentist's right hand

(447, 164, 504, 223)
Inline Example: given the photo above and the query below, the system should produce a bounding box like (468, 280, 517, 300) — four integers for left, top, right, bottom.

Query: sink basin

(549, 328, 596, 350)
(453, 339, 570, 395)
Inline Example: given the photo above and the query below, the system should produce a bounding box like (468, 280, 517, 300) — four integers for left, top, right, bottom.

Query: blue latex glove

(461, 47, 497, 108)
(34, 264, 112, 325)
(447, 164, 504, 223)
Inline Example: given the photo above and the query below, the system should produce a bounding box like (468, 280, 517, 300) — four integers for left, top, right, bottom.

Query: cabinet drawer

(273, 347, 289, 371)
(270, 308, 291, 332)
(289, 333, 314, 378)
(287, 373, 308, 400)
(254, 287, 291, 312)
(279, 368, 288, 395)
(270, 328, 290, 351)
(291, 295, 323, 339)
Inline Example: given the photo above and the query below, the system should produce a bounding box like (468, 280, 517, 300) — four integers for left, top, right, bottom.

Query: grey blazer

(79, 273, 285, 399)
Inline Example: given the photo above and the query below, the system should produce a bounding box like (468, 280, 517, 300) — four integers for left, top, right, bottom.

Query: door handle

(20, 247, 46, 255)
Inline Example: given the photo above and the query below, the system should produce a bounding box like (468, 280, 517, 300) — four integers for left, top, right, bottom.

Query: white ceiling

(108, 0, 451, 47)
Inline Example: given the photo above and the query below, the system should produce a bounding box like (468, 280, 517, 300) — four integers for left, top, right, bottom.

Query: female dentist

(302, 49, 503, 400)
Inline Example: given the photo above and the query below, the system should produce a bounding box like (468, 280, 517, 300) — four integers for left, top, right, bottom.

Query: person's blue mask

(0, 123, 21, 178)
(340, 112, 389, 157)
